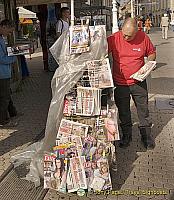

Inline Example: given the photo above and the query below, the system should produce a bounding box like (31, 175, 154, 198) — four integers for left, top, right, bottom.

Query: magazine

(67, 156, 87, 192)
(7, 44, 30, 56)
(86, 58, 114, 89)
(63, 90, 77, 116)
(70, 25, 90, 54)
(44, 154, 68, 193)
(130, 61, 156, 81)
(76, 87, 101, 116)
(88, 158, 112, 191)
(104, 109, 120, 141)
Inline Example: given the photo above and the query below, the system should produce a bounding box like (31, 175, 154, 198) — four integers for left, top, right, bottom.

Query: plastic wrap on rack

(10, 25, 108, 187)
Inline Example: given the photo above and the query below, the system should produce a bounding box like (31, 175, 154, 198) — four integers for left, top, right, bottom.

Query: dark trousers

(0, 79, 17, 123)
(114, 80, 151, 135)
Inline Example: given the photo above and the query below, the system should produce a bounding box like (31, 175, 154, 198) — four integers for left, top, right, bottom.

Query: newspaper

(86, 58, 114, 89)
(130, 61, 156, 81)
(67, 156, 87, 192)
(57, 119, 89, 138)
(76, 87, 101, 116)
(44, 154, 68, 193)
(7, 44, 30, 56)
(70, 25, 90, 54)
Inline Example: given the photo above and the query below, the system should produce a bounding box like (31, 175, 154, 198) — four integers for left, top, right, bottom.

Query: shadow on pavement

(154, 62, 167, 70)
(111, 77, 174, 190)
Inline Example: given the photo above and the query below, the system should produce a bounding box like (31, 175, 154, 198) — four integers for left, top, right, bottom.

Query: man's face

(122, 27, 137, 42)
(63, 10, 70, 19)
(0, 26, 14, 36)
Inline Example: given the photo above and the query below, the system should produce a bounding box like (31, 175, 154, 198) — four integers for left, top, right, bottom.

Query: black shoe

(140, 128, 155, 149)
(119, 134, 132, 148)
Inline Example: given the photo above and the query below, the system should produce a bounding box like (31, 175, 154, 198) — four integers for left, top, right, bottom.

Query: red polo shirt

(107, 31, 156, 85)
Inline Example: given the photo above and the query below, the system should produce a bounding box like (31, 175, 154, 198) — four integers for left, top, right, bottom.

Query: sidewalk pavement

(0, 29, 174, 200)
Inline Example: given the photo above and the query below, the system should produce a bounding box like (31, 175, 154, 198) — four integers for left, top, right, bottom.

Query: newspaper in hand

(86, 58, 114, 89)
(130, 61, 156, 82)
(7, 44, 30, 56)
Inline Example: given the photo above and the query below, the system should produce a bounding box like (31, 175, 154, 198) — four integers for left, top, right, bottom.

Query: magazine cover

(44, 154, 68, 193)
(104, 109, 120, 141)
(63, 90, 77, 116)
(7, 44, 30, 56)
(86, 58, 114, 89)
(89, 158, 112, 191)
(130, 61, 156, 81)
(67, 156, 87, 192)
(70, 25, 90, 54)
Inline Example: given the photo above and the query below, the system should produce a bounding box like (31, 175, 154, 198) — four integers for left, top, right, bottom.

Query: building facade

(138, 0, 174, 26)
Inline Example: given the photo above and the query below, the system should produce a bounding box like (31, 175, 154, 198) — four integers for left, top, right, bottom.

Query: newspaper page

(57, 119, 89, 138)
(67, 156, 87, 192)
(44, 154, 68, 193)
(130, 61, 156, 81)
(86, 58, 114, 89)
(7, 44, 30, 56)
(70, 25, 90, 54)
(76, 87, 101, 116)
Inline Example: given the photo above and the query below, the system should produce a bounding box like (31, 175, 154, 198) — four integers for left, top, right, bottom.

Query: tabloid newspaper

(7, 44, 30, 56)
(67, 156, 87, 192)
(44, 154, 68, 193)
(130, 61, 156, 81)
(57, 119, 89, 139)
(86, 58, 114, 89)
(76, 87, 101, 116)
(70, 25, 90, 54)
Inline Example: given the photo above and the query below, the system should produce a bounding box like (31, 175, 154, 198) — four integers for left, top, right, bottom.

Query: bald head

(122, 18, 138, 41)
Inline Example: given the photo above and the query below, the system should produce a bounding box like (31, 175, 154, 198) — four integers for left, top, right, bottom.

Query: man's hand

(147, 53, 156, 61)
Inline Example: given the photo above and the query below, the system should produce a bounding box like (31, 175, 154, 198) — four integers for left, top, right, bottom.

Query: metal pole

(136, 0, 139, 16)
(131, 0, 134, 18)
(112, 0, 119, 33)
(71, 0, 74, 26)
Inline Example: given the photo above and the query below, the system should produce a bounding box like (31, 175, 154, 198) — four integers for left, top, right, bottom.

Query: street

(0, 28, 174, 200)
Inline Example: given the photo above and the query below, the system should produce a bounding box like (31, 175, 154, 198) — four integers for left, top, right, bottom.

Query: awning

(16, 0, 70, 7)
(18, 7, 36, 18)
(19, 18, 33, 24)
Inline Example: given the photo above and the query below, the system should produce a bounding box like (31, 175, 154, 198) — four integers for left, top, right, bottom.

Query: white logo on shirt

(133, 48, 141, 52)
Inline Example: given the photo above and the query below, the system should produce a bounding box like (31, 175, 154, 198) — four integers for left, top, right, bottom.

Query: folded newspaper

(130, 61, 156, 81)
(7, 44, 30, 56)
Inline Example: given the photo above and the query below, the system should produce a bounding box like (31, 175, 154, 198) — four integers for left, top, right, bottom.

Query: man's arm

(147, 52, 156, 61)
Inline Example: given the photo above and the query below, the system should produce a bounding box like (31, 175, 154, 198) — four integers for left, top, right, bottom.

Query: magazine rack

(11, 25, 119, 193)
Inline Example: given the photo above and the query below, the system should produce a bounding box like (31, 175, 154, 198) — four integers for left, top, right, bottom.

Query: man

(56, 7, 70, 38)
(160, 14, 169, 39)
(107, 18, 156, 149)
(0, 19, 17, 126)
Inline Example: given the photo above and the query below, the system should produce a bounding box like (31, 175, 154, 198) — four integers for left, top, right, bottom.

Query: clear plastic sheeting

(11, 25, 109, 187)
